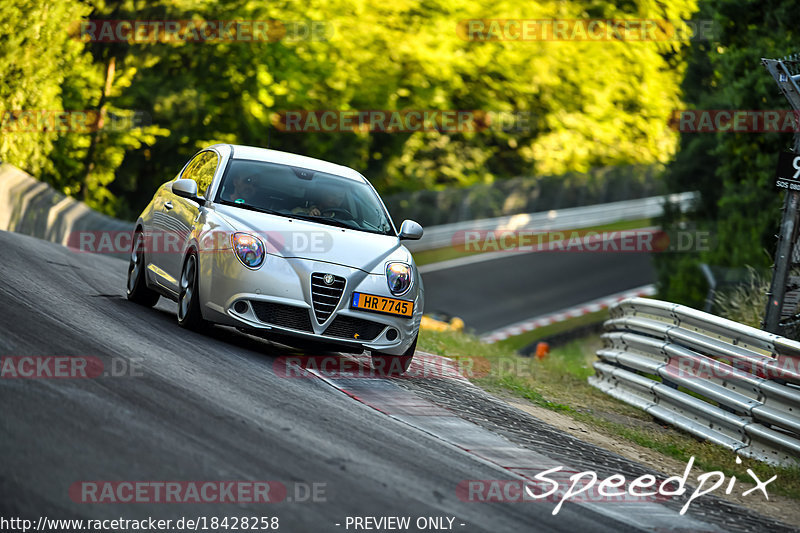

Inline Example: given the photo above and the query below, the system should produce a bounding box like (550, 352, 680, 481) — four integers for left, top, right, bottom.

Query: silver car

(126, 144, 424, 374)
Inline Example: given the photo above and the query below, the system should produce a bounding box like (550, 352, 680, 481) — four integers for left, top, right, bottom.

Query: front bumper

(199, 251, 423, 356)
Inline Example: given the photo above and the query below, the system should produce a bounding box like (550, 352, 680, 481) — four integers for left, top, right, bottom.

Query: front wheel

(371, 334, 417, 376)
(126, 230, 160, 307)
(177, 251, 206, 330)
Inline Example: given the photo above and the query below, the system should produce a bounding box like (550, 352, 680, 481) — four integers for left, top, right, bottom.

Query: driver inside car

(223, 173, 258, 205)
(293, 184, 348, 218)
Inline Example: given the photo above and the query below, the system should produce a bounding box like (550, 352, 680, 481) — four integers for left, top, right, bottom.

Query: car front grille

(323, 315, 385, 342)
(251, 301, 313, 333)
(310, 273, 345, 324)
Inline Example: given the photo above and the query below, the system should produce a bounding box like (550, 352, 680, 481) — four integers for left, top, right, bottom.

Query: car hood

(213, 204, 411, 273)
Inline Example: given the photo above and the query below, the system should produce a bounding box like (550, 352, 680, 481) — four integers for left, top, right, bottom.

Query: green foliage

(712, 266, 768, 327)
(2, 0, 699, 219)
(657, 0, 799, 307)
(0, 0, 94, 177)
(0, 1, 169, 215)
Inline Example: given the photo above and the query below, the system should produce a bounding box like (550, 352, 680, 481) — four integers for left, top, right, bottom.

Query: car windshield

(216, 159, 395, 236)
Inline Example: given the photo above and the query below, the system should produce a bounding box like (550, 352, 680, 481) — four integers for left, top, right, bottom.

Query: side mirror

(172, 179, 205, 205)
(398, 219, 424, 241)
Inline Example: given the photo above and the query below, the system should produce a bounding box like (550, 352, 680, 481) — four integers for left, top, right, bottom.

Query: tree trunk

(81, 56, 116, 202)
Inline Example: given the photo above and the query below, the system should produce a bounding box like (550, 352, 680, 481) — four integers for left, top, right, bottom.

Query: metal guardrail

(405, 192, 698, 252)
(590, 297, 800, 466)
(0, 163, 131, 256)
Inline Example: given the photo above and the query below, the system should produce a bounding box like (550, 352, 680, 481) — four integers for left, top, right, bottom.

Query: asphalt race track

(0, 230, 791, 532)
(422, 252, 655, 334)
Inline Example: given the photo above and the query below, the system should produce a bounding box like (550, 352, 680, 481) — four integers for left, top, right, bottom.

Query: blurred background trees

(1, 0, 696, 219)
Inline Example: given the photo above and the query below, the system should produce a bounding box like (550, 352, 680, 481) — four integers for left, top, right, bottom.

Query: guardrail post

(764, 185, 800, 333)
(699, 263, 716, 313)
(763, 55, 800, 334)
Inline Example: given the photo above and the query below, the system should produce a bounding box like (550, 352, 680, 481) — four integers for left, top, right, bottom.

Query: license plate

(351, 292, 413, 317)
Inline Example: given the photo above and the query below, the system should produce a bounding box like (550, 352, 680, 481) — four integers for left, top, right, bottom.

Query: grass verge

(412, 217, 655, 266)
(417, 328, 800, 500)
(496, 309, 608, 352)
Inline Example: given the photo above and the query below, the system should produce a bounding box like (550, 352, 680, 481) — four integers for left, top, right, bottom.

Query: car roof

(209, 144, 366, 183)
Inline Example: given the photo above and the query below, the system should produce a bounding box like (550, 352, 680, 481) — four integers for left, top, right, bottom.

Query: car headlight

(386, 262, 412, 295)
(232, 232, 265, 269)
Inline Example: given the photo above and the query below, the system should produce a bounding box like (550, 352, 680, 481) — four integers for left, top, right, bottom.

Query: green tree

(0, 0, 167, 216)
(3, 0, 700, 219)
(656, 0, 799, 307)
(0, 0, 95, 178)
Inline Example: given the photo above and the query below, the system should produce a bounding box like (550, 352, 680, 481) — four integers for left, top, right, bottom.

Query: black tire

(177, 251, 206, 330)
(371, 334, 417, 376)
(126, 229, 160, 307)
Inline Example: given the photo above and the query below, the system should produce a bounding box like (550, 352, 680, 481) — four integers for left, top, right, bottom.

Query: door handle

(164, 201, 174, 210)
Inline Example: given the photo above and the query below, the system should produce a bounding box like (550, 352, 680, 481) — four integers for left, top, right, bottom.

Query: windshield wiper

(289, 213, 362, 231)
(221, 201, 285, 217)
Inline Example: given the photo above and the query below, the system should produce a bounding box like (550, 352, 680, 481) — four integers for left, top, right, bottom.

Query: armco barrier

(0, 163, 130, 254)
(403, 192, 698, 252)
(590, 297, 800, 466)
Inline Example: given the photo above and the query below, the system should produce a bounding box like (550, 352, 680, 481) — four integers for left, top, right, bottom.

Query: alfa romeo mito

(126, 144, 424, 374)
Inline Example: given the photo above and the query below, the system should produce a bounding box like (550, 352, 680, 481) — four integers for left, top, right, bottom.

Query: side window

(180, 151, 219, 197)
(180, 154, 202, 183)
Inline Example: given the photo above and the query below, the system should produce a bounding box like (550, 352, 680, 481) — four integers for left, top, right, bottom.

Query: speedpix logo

(457, 456, 776, 516)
